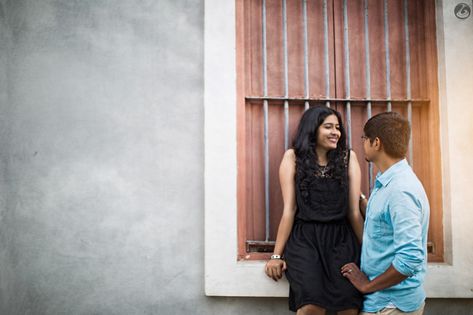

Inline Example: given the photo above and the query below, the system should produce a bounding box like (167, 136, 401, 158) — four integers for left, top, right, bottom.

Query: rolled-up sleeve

(389, 191, 425, 277)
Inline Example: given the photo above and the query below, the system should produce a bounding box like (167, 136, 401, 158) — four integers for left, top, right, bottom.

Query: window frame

(235, 0, 444, 262)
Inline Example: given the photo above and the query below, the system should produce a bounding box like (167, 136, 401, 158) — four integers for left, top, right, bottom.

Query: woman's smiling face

(316, 114, 341, 151)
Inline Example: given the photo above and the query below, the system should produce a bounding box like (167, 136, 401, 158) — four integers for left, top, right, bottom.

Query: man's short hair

(363, 112, 411, 158)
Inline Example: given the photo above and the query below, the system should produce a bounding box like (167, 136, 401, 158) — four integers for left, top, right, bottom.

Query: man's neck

(374, 153, 404, 173)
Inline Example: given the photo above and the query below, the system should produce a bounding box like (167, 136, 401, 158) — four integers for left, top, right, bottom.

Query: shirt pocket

(367, 209, 391, 237)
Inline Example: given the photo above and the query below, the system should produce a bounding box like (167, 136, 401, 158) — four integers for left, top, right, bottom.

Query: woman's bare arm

(265, 149, 297, 281)
(347, 150, 364, 243)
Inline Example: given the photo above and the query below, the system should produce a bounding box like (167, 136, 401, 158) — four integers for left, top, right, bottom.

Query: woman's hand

(265, 259, 287, 281)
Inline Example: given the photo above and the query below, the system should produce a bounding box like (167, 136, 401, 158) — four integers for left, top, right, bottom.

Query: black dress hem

(290, 300, 362, 313)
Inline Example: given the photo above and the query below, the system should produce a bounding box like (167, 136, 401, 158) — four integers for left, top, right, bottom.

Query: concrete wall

(0, 0, 471, 314)
(0, 0, 14, 311)
(0, 0, 211, 313)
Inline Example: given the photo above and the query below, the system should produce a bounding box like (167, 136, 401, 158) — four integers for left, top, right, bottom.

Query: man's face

(362, 135, 375, 162)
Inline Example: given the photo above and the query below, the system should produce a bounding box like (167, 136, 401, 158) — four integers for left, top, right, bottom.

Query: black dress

(284, 151, 362, 312)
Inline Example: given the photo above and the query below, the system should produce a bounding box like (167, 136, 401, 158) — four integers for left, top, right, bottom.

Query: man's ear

(374, 137, 382, 151)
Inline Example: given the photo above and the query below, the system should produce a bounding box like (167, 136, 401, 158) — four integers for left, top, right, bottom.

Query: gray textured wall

(0, 1, 471, 314)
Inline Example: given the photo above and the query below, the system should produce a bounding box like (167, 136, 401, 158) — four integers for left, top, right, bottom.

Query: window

(236, 0, 443, 262)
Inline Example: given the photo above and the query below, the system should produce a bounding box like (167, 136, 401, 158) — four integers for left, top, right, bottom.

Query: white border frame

(204, 0, 288, 296)
(204, 0, 473, 297)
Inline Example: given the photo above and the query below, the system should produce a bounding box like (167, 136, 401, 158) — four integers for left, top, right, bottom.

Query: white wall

(425, 0, 473, 297)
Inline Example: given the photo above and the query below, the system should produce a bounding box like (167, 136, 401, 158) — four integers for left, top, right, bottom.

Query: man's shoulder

(387, 171, 429, 209)
(390, 168, 424, 191)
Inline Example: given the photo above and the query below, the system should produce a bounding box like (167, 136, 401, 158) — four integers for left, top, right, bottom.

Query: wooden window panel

(237, 0, 443, 262)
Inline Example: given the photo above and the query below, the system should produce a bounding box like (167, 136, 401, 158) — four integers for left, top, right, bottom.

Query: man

(341, 112, 430, 315)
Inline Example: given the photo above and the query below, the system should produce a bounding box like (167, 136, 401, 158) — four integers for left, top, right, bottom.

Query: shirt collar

(375, 159, 409, 187)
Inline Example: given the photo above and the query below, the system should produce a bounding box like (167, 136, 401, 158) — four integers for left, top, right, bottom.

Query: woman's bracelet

(270, 254, 282, 260)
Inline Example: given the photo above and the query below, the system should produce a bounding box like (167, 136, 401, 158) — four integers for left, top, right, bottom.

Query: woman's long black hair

(293, 106, 348, 186)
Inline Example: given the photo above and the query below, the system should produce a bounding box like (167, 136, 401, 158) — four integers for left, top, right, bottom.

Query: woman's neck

(315, 147, 329, 166)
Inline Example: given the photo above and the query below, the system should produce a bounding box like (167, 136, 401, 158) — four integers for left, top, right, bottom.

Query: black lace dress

(284, 151, 362, 312)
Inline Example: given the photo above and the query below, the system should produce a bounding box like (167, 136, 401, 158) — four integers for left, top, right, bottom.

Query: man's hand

(341, 262, 371, 293)
(359, 196, 368, 218)
(265, 259, 287, 281)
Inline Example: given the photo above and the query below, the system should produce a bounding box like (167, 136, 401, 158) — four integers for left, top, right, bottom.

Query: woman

(265, 106, 364, 315)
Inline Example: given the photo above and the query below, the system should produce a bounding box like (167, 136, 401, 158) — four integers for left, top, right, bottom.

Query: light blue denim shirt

(361, 159, 430, 312)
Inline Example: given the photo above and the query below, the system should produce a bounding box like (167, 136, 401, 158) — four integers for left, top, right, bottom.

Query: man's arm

(342, 190, 426, 293)
(389, 191, 425, 277)
(341, 263, 407, 294)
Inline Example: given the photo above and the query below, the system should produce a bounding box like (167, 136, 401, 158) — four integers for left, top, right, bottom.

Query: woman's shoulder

(280, 149, 296, 174)
(347, 149, 359, 162)
(281, 149, 296, 166)
(282, 149, 296, 164)
(284, 148, 296, 160)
